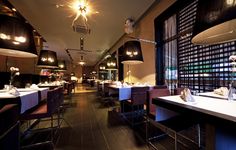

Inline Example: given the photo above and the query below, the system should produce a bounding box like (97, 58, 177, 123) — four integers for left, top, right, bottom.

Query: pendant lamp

(122, 40, 143, 64)
(57, 60, 67, 71)
(37, 50, 58, 69)
(192, 0, 236, 45)
(0, 3, 37, 57)
(99, 63, 106, 70)
(106, 56, 117, 70)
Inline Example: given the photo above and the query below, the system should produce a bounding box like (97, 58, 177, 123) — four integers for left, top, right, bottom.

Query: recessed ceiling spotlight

(12, 8, 17, 12)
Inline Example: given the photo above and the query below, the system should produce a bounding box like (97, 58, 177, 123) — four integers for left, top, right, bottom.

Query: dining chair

(20, 87, 61, 149)
(123, 86, 149, 126)
(0, 104, 20, 150)
(101, 83, 117, 107)
(146, 88, 201, 150)
(174, 87, 185, 95)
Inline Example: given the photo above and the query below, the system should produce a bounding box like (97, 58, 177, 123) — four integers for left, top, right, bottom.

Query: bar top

(153, 95, 236, 122)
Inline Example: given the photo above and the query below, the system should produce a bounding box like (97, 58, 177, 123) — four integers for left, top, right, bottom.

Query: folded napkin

(8, 87, 20, 96)
(30, 84, 39, 90)
(214, 87, 228, 96)
(180, 88, 195, 102)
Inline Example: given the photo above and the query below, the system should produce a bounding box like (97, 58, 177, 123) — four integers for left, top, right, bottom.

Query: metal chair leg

(51, 116, 53, 142)
(197, 124, 201, 148)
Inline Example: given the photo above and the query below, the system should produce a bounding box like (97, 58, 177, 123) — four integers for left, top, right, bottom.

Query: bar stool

(146, 88, 200, 150)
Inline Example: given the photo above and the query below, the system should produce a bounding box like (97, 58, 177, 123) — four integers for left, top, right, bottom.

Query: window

(156, 0, 236, 92)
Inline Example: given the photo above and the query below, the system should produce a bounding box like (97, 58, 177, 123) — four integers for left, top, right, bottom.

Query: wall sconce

(0, 2, 37, 57)
(192, 0, 236, 45)
(122, 40, 143, 65)
(37, 50, 58, 69)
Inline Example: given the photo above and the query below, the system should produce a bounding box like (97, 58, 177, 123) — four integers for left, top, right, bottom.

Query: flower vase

(228, 83, 235, 101)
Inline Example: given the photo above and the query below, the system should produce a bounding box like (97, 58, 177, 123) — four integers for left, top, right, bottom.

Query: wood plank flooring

(55, 93, 148, 150)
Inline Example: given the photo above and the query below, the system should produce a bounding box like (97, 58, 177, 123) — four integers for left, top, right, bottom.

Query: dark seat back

(174, 87, 185, 95)
(47, 88, 60, 114)
(131, 86, 149, 105)
(147, 88, 170, 117)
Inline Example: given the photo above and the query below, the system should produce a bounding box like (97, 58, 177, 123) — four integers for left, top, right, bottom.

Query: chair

(101, 83, 115, 107)
(146, 88, 200, 150)
(123, 86, 149, 126)
(20, 87, 61, 149)
(0, 104, 20, 150)
(146, 88, 171, 119)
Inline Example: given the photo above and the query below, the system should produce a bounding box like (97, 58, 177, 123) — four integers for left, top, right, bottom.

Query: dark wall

(0, 72, 48, 89)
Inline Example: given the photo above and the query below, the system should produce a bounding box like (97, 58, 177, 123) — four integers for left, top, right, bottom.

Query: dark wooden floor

(21, 91, 203, 150)
(55, 93, 148, 150)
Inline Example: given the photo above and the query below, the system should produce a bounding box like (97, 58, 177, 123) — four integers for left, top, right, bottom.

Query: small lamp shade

(37, 50, 58, 69)
(106, 56, 117, 70)
(99, 63, 106, 70)
(122, 41, 143, 64)
(192, 0, 236, 45)
(57, 60, 67, 71)
(0, 14, 37, 57)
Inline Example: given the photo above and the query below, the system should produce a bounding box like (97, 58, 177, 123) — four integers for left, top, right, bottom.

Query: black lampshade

(192, 0, 236, 45)
(57, 60, 67, 71)
(122, 41, 143, 64)
(0, 14, 37, 57)
(99, 63, 106, 70)
(37, 50, 58, 69)
(106, 56, 117, 70)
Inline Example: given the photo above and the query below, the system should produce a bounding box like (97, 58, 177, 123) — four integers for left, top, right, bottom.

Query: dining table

(0, 87, 49, 114)
(152, 94, 236, 150)
(108, 84, 154, 101)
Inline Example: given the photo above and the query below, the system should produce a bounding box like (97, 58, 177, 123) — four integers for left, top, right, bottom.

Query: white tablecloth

(0, 91, 38, 114)
(108, 85, 153, 101)
(0, 88, 49, 114)
(156, 95, 236, 122)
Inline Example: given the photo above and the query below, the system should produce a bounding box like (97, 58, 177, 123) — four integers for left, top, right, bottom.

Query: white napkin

(8, 87, 20, 96)
(180, 88, 195, 102)
(30, 84, 39, 90)
(214, 87, 229, 96)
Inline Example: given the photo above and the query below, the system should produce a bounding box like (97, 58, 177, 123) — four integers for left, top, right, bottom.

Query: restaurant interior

(1, 0, 236, 150)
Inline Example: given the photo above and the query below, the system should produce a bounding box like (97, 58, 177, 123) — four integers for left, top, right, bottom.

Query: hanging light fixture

(78, 55, 86, 66)
(0, 2, 37, 57)
(37, 50, 58, 69)
(192, 0, 236, 45)
(106, 56, 117, 70)
(99, 62, 106, 70)
(57, 60, 67, 71)
(122, 40, 143, 64)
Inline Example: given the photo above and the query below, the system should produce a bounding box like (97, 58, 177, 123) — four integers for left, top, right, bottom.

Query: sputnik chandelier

(56, 0, 98, 27)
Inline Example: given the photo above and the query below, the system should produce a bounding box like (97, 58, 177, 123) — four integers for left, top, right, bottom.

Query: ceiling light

(0, 2, 37, 58)
(57, 0, 98, 27)
(37, 50, 58, 69)
(12, 8, 16, 12)
(78, 61, 85, 65)
(122, 41, 143, 65)
(192, 0, 236, 45)
(106, 56, 117, 70)
(57, 60, 67, 71)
